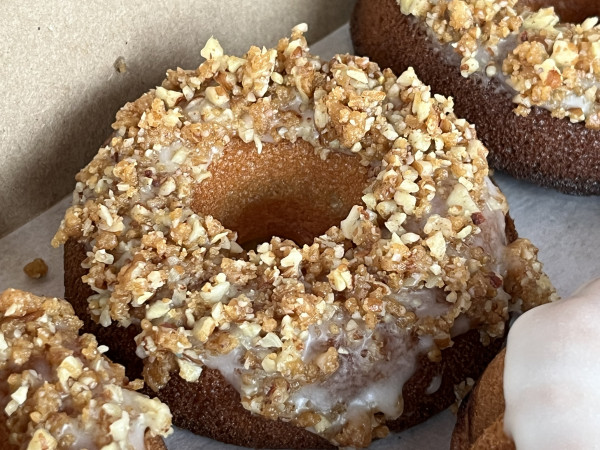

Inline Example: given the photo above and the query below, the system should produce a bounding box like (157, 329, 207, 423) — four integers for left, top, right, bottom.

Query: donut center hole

(193, 138, 370, 249)
(521, 0, 600, 23)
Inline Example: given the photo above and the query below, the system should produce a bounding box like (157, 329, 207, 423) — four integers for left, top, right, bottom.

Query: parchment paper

(1, 24, 599, 450)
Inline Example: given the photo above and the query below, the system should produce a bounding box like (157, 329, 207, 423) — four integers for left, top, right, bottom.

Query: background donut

(451, 277, 600, 449)
(351, 0, 600, 195)
(0, 289, 172, 450)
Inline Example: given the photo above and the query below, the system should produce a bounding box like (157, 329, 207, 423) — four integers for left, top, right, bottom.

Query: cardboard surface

(0, 0, 355, 237)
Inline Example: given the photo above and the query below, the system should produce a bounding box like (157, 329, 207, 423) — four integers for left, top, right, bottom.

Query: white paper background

(1, 24, 599, 450)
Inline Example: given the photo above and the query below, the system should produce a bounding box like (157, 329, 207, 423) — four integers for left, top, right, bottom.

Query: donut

(451, 277, 600, 449)
(351, 0, 600, 195)
(52, 26, 557, 448)
(0, 289, 171, 450)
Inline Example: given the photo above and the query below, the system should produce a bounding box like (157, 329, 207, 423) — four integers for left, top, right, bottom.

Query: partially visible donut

(351, 0, 600, 194)
(452, 277, 600, 449)
(54, 26, 556, 448)
(0, 289, 172, 450)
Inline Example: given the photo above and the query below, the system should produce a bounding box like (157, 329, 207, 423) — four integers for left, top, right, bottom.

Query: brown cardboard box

(0, 0, 355, 237)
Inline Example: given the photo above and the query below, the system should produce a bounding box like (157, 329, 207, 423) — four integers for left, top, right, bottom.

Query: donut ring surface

(351, 0, 600, 194)
(53, 26, 555, 447)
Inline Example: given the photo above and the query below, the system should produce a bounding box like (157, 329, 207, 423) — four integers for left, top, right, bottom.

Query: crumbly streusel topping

(0, 289, 172, 450)
(53, 26, 555, 447)
(400, 0, 600, 128)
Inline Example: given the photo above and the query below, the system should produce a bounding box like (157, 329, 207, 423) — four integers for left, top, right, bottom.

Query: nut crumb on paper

(114, 56, 127, 74)
(22, 258, 48, 279)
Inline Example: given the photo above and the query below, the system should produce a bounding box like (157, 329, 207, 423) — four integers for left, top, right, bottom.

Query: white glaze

(202, 346, 245, 391)
(504, 277, 600, 449)
(291, 317, 428, 438)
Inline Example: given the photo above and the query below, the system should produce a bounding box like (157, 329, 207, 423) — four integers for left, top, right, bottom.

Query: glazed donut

(53, 26, 556, 448)
(451, 277, 600, 449)
(0, 289, 171, 450)
(351, 0, 600, 195)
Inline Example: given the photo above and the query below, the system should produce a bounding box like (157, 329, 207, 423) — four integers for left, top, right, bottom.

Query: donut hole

(521, 0, 600, 23)
(193, 138, 370, 249)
